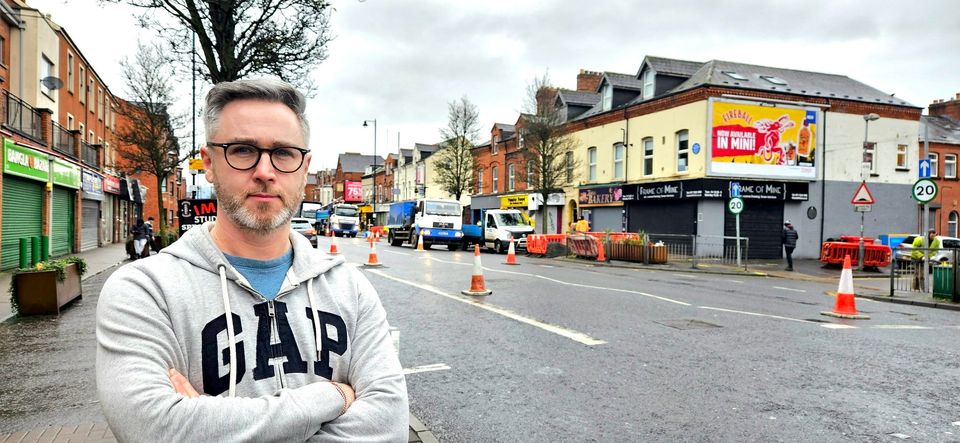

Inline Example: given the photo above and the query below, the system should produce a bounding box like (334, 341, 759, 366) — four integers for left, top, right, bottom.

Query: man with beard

(96, 79, 408, 441)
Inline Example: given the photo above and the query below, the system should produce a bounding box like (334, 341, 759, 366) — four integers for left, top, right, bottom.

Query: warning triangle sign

(851, 181, 875, 204)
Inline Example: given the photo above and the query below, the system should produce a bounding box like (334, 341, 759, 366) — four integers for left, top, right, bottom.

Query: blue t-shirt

(224, 249, 294, 301)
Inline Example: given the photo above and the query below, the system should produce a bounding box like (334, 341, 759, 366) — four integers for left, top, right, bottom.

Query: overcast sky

(26, 0, 960, 173)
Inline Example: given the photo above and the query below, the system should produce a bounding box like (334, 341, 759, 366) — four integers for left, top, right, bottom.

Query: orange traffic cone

(416, 234, 425, 252)
(821, 254, 869, 320)
(328, 235, 340, 255)
(375, 231, 381, 242)
(504, 239, 519, 265)
(461, 244, 492, 296)
(364, 238, 382, 267)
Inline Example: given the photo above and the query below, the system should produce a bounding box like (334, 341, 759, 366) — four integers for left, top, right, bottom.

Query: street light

(363, 119, 377, 226)
(859, 112, 880, 270)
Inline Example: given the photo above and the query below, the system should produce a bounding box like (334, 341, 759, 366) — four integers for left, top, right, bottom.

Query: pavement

(1, 242, 955, 442)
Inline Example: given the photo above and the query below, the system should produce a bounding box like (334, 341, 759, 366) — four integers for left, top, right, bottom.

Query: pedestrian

(911, 229, 940, 290)
(575, 215, 590, 233)
(782, 220, 798, 271)
(130, 218, 149, 259)
(96, 78, 408, 441)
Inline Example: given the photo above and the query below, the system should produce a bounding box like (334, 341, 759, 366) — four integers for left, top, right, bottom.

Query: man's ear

(200, 146, 215, 182)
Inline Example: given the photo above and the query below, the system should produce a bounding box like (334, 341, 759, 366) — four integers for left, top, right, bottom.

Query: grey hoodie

(96, 222, 408, 442)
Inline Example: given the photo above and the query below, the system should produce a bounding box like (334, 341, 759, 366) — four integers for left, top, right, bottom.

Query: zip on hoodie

(235, 278, 301, 391)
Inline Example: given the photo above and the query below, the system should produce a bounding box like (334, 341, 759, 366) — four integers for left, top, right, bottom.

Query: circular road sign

(728, 197, 745, 214)
(912, 179, 938, 203)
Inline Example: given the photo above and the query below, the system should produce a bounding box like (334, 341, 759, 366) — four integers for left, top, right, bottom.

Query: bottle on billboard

(797, 120, 812, 158)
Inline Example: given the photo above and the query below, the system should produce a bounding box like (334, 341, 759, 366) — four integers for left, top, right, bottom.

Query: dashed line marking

(773, 286, 806, 293)
(403, 363, 451, 375)
(726, 279, 744, 284)
(869, 325, 934, 330)
(698, 306, 813, 324)
(820, 324, 858, 329)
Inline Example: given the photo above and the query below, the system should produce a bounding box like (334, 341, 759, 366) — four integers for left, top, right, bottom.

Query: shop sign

(578, 186, 622, 206)
(178, 199, 217, 234)
(709, 100, 817, 180)
(82, 170, 104, 200)
(104, 175, 122, 194)
(344, 181, 362, 202)
(500, 194, 528, 208)
(52, 158, 82, 189)
(634, 182, 682, 200)
(3, 138, 50, 182)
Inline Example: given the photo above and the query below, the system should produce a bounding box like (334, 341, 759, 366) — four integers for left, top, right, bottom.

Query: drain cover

(654, 319, 722, 330)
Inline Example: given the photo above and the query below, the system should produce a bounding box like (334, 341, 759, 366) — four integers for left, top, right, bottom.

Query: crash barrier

(527, 234, 568, 255)
(820, 237, 891, 268)
(889, 248, 956, 298)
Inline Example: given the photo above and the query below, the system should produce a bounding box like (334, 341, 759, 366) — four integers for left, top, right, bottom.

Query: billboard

(344, 181, 362, 202)
(709, 100, 817, 180)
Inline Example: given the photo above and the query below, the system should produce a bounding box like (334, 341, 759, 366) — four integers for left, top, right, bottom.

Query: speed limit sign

(728, 197, 744, 214)
(912, 179, 937, 203)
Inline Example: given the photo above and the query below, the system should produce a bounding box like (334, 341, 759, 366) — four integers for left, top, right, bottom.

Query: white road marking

(383, 249, 411, 256)
(403, 363, 451, 375)
(676, 273, 701, 279)
(820, 324, 858, 329)
(869, 325, 934, 330)
(697, 306, 813, 324)
(367, 269, 607, 346)
(533, 274, 691, 306)
(726, 279, 744, 284)
(773, 286, 806, 293)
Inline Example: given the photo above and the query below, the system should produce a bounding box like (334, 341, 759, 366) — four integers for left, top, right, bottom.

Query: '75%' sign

(178, 199, 218, 234)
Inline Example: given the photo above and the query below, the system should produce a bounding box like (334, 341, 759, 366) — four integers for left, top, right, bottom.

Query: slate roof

(493, 123, 516, 134)
(557, 89, 601, 106)
(400, 148, 413, 161)
(603, 72, 644, 91)
(640, 56, 703, 77)
(922, 116, 960, 144)
(338, 153, 383, 173)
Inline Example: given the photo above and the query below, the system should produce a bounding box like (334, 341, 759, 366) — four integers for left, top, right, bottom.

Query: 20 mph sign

(912, 179, 937, 203)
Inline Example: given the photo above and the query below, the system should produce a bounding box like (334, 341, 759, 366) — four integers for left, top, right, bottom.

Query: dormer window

(722, 71, 748, 81)
(642, 69, 656, 98)
(601, 84, 612, 111)
(760, 75, 788, 85)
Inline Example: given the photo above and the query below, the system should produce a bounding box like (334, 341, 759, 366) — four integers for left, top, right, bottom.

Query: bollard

(19, 238, 29, 269)
(40, 236, 49, 261)
(31, 236, 40, 266)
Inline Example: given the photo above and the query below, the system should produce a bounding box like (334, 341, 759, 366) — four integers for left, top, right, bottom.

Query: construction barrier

(820, 238, 891, 268)
(527, 234, 568, 255)
(582, 232, 641, 242)
(567, 234, 607, 262)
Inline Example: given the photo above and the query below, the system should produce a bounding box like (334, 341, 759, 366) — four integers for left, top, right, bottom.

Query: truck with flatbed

(387, 199, 464, 250)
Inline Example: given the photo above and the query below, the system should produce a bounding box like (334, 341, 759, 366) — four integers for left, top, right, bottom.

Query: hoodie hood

(163, 222, 345, 287)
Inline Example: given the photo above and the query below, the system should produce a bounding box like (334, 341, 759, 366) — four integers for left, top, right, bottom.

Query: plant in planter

(9, 256, 87, 316)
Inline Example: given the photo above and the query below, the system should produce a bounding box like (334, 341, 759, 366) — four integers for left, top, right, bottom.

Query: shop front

(51, 158, 81, 257)
(81, 170, 104, 251)
(1, 139, 48, 270)
(578, 185, 625, 232)
(103, 175, 121, 243)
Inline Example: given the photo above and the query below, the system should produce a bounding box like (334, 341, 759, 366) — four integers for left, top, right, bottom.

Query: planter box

(14, 263, 83, 316)
(609, 243, 668, 264)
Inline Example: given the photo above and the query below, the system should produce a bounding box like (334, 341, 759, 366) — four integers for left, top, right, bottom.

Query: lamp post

(363, 119, 377, 226)
(859, 112, 880, 270)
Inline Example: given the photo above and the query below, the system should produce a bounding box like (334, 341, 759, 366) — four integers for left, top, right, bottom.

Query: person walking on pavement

(782, 220, 798, 271)
(96, 78, 408, 442)
(911, 228, 941, 290)
(130, 218, 150, 259)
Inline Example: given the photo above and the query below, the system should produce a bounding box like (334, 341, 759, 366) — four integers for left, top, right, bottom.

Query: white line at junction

(698, 306, 814, 324)
(773, 286, 806, 293)
(403, 363, 451, 375)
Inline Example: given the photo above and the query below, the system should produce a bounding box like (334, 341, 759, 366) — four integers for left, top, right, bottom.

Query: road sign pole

(736, 212, 741, 268)
(923, 122, 930, 292)
(858, 211, 865, 270)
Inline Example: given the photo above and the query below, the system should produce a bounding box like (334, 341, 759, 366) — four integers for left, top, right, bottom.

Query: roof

(665, 59, 916, 107)
(922, 116, 960, 144)
(557, 89, 601, 107)
(640, 56, 703, 77)
(602, 72, 644, 91)
(338, 153, 383, 173)
(399, 148, 413, 159)
(493, 123, 516, 134)
(415, 143, 439, 153)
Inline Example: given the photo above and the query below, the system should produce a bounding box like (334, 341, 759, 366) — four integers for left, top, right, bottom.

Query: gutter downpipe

(819, 111, 828, 247)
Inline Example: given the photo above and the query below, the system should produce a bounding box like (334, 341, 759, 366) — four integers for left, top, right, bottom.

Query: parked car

(291, 217, 318, 247)
(894, 235, 960, 264)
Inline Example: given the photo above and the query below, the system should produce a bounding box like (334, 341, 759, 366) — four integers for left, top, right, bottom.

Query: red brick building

(334, 153, 381, 202)
(923, 93, 960, 236)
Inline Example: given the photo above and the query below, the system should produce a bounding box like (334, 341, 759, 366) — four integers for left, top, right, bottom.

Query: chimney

(577, 69, 603, 92)
(929, 92, 960, 121)
(535, 86, 558, 115)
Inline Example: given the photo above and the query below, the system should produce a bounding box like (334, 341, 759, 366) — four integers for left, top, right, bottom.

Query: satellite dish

(40, 76, 64, 90)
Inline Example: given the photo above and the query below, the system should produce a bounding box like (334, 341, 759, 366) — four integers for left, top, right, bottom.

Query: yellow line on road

(367, 269, 607, 346)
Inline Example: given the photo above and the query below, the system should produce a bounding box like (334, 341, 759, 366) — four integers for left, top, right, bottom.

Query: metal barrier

(889, 248, 953, 296)
(643, 233, 750, 270)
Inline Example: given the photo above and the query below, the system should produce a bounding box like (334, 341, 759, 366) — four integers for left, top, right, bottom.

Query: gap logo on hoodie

(201, 300, 347, 396)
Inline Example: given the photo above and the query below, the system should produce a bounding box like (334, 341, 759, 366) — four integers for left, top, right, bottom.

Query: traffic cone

(375, 231, 381, 242)
(328, 235, 340, 255)
(364, 238, 382, 267)
(462, 244, 492, 296)
(504, 239, 519, 265)
(821, 254, 870, 320)
(416, 234, 425, 252)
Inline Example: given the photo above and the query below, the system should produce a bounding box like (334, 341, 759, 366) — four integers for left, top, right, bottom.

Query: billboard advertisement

(709, 100, 817, 180)
(344, 181, 362, 202)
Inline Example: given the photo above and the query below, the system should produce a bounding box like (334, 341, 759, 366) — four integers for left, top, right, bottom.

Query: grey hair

(203, 78, 310, 147)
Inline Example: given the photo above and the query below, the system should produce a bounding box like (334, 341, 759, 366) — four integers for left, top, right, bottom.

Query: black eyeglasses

(208, 142, 309, 173)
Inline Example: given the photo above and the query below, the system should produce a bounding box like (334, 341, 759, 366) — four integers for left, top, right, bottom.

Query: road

(332, 235, 960, 442)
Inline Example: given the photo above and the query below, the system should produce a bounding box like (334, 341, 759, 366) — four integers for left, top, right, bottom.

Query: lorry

(462, 209, 536, 253)
(387, 199, 464, 250)
(328, 204, 360, 237)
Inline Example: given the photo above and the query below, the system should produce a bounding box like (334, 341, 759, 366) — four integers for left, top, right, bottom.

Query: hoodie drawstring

(218, 265, 237, 398)
(306, 278, 323, 362)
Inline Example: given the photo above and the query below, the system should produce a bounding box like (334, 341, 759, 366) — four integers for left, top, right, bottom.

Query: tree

(435, 96, 480, 201)
(114, 43, 190, 231)
(521, 73, 581, 232)
(108, 0, 332, 88)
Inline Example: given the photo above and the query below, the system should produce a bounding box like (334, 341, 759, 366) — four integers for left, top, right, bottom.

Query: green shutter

(51, 187, 75, 257)
(2, 176, 44, 270)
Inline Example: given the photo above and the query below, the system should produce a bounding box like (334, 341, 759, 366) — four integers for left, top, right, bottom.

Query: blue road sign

(730, 182, 741, 198)
(919, 159, 931, 178)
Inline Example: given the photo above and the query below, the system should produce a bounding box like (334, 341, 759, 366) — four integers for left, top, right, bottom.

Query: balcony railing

(52, 122, 77, 159)
(1, 89, 44, 142)
(81, 142, 100, 169)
